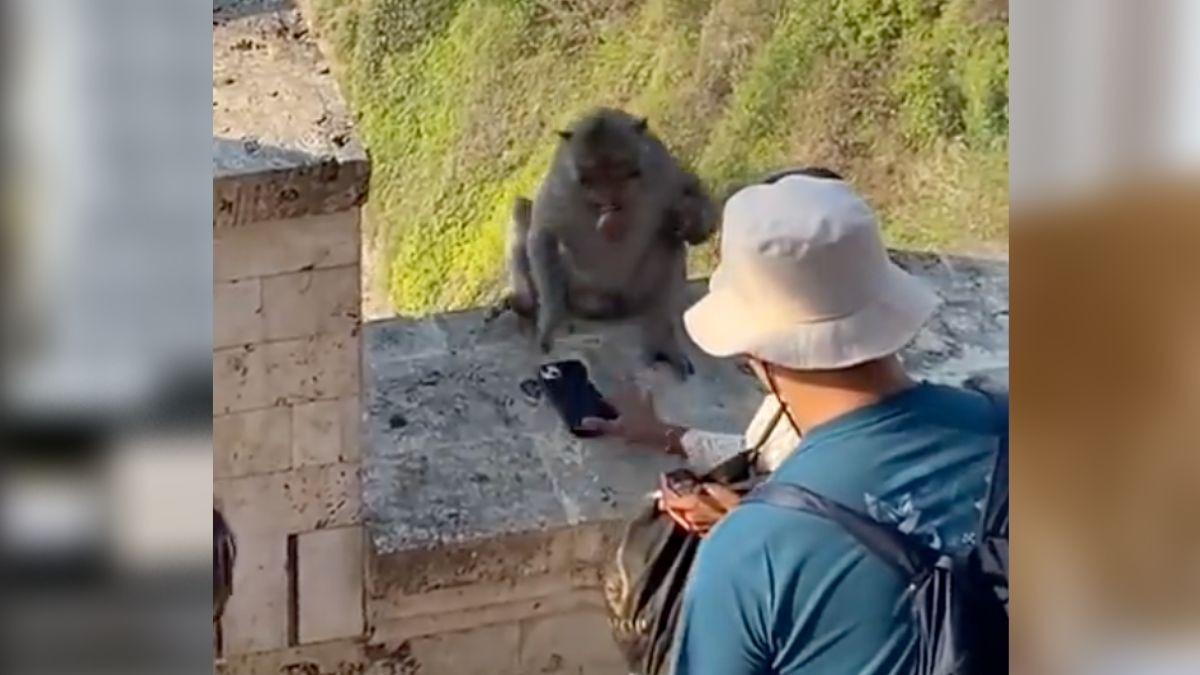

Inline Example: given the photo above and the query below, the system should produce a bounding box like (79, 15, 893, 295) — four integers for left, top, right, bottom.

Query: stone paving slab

(212, 0, 369, 227)
(363, 251, 1009, 579)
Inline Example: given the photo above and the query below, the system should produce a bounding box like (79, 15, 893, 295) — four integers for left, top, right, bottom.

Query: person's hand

(579, 380, 680, 448)
(659, 482, 741, 536)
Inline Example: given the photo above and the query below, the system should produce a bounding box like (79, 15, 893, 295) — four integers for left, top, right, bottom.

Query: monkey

(499, 109, 717, 378)
(501, 169, 716, 321)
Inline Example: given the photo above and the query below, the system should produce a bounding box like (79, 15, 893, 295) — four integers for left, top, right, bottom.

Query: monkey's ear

(556, 130, 573, 141)
(633, 117, 648, 133)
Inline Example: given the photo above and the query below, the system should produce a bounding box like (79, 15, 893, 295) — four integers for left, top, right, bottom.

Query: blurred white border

(1011, 0, 1200, 208)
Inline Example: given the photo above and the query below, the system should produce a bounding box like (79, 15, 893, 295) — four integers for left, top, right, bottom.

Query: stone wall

(213, 206, 365, 656)
(213, 0, 371, 671)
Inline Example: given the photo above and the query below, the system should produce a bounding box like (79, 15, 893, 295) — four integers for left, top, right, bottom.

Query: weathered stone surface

(214, 344, 270, 415)
(892, 251, 1010, 387)
(215, 462, 362, 535)
(215, 406, 293, 478)
(262, 330, 360, 405)
(369, 588, 602, 655)
(364, 434, 567, 553)
(215, 278, 265, 349)
(369, 573, 578, 625)
(218, 639, 366, 675)
(222, 529, 289, 656)
(297, 526, 365, 644)
(213, 162, 369, 231)
(282, 462, 363, 530)
(371, 623, 521, 675)
(292, 398, 347, 467)
(519, 609, 627, 674)
(212, 1, 368, 227)
(362, 252, 1008, 586)
(213, 210, 359, 282)
(339, 394, 362, 465)
(368, 526, 575, 601)
(262, 265, 360, 342)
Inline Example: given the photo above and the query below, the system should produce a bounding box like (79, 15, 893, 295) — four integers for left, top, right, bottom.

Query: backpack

(742, 390, 1009, 675)
(603, 407, 786, 675)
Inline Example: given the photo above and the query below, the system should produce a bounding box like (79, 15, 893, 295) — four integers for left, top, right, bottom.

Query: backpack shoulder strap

(743, 483, 934, 579)
(976, 389, 1009, 538)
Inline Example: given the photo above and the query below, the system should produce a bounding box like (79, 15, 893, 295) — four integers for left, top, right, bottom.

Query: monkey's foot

(484, 294, 537, 325)
(536, 325, 555, 354)
(647, 350, 694, 380)
(483, 300, 508, 324)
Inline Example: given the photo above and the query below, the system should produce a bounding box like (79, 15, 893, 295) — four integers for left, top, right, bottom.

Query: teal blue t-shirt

(671, 382, 1003, 675)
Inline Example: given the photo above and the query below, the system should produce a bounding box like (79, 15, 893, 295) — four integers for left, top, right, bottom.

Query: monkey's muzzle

(597, 205, 627, 242)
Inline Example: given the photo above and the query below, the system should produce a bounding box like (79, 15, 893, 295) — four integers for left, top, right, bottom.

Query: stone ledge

(213, 0, 369, 228)
(362, 250, 1009, 588)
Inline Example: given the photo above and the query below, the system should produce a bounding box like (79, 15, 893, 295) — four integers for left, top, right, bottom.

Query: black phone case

(537, 359, 618, 438)
(663, 468, 701, 495)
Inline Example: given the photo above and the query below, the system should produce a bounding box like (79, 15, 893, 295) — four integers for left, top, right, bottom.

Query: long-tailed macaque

(502, 108, 717, 378)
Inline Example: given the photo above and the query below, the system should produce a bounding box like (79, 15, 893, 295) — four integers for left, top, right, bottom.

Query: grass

(307, 0, 1009, 315)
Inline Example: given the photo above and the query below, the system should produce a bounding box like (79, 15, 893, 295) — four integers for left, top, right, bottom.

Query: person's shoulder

(696, 507, 769, 568)
(907, 382, 1006, 434)
(696, 499, 839, 576)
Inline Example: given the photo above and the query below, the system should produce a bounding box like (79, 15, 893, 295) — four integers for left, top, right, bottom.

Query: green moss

(311, 0, 1009, 315)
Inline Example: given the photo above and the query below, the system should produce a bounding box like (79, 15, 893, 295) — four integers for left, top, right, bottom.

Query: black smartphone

(537, 359, 618, 438)
(662, 468, 701, 496)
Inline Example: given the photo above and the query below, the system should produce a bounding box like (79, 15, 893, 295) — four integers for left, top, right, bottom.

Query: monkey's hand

(647, 347, 695, 380)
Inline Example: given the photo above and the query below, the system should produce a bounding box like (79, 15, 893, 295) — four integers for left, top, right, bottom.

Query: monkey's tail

(512, 196, 533, 227)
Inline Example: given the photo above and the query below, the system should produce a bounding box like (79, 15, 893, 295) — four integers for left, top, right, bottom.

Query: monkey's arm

(527, 223, 568, 350)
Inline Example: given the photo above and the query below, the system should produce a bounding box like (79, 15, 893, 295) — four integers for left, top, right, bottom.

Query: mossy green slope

(308, 0, 1008, 315)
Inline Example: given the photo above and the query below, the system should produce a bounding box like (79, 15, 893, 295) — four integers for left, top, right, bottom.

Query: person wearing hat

(585, 171, 1007, 673)
(578, 168, 845, 531)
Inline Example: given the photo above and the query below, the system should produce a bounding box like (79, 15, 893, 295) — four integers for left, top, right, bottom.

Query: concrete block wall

(213, 0, 371, 662)
(213, 207, 366, 659)
(363, 522, 629, 675)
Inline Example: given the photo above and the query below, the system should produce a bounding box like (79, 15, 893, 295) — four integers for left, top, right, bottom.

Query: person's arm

(675, 427, 745, 473)
(670, 513, 772, 674)
(581, 385, 766, 471)
(677, 395, 787, 472)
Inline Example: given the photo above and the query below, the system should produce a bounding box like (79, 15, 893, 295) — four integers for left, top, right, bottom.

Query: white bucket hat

(684, 174, 941, 370)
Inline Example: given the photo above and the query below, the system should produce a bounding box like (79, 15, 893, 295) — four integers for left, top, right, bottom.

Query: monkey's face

(572, 152, 642, 242)
(560, 116, 647, 242)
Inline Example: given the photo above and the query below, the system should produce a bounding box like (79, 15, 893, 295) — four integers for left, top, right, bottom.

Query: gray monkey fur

(501, 108, 717, 378)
